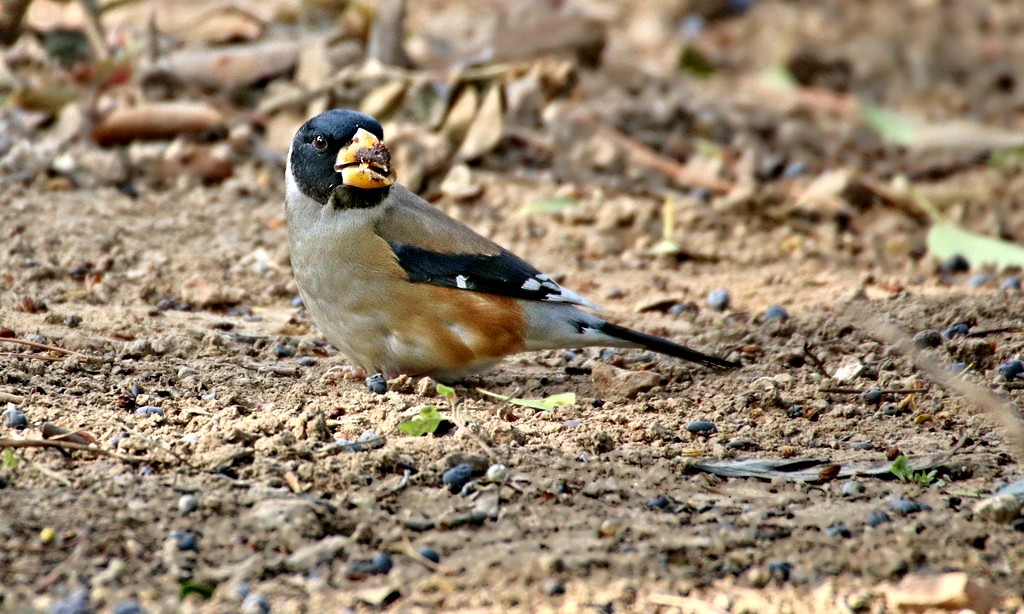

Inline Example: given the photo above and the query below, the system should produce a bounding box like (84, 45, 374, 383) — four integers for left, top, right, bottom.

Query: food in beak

(335, 127, 395, 189)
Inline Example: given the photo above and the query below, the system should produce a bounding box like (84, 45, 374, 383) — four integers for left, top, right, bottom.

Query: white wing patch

(522, 273, 600, 311)
(455, 275, 469, 289)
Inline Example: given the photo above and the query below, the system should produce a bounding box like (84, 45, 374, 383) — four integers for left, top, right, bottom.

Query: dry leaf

(151, 40, 300, 91)
(456, 83, 503, 161)
(92, 102, 225, 146)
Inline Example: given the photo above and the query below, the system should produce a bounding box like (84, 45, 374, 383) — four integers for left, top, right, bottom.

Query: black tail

(597, 322, 739, 369)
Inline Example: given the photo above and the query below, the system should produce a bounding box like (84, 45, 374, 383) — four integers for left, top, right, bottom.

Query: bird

(285, 109, 738, 383)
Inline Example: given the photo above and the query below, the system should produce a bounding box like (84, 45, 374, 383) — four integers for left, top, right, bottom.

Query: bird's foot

(323, 364, 367, 381)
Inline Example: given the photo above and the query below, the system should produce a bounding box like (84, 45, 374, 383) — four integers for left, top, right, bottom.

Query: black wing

(389, 243, 599, 309)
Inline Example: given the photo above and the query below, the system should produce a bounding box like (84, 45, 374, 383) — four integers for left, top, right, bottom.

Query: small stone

(825, 522, 852, 539)
(297, 356, 316, 367)
(997, 359, 1024, 380)
(274, 343, 294, 358)
(178, 494, 199, 515)
(725, 438, 758, 450)
(366, 373, 388, 394)
(949, 362, 968, 374)
(881, 403, 901, 416)
(241, 593, 271, 614)
(850, 441, 874, 450)
(912, 330, 943, 349)
(597, 519, 619, 538)
(762, 305, 789, 322)
(841, 481, 864, 497)
(967, 273, 992, 288)
(169, 530, 198, 551)
(885, 571, 995, 613)
(832, 361, 864, 381)
(484, 463, 508, 483)
(685, 420, 717, 434)
(867, 510, 892, 527)
(1000, 276, 1021, 291)
(590, 362, 660, 399)
(543, 578, 566, 596)
(646, 494, 671, 510)
(64, 314, 82, 328)
(889, 498, 930, 516)
(112, 600, 144, 614)
(134, 405, 164, 417)
(973, 494, 1022, 524)
(369, 551, 393, 574)
(766, 560, 792, 583)
(2, 408, 28, 429)
(418, 546, 441, 564)
(291, 296, 304, 307)
(860, 387, 883, 405)
(942, 322, 971, 339)
(939, 254, 969, 274)
(442, 463, 474, 493)
(415, 377, 436, 396)
(707, 288, 731, 311)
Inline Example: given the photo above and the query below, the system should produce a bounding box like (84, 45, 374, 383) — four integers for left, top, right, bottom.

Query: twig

(378, 469, 411, 500)
(400, 535, 460, 575)
(819, 387, 922, 395)
(802, 342, 830, 378)
(0, 337, 94, 360)
(843, 304, 1024, 460)
(22, 454, 72, 486)
(0, 352, 64, 362)
(0, 392, 25, 404)
(0, 438, 148, 464)
(580, 118, 733, 193)
(78, 0, 110, 62)
(967, 326, 1024, 338)
(366, 0, 411, 68)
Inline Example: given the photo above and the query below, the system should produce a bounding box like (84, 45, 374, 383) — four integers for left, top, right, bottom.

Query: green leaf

(398, 405, 443, 436)
(678, 45, 714, 77)
(477, 389, 577, 411)
(861, 104, 919, 147)
(435, 383, 455, 398)
(760, 66, 797, 89)
(927, 220, 1024, 271)
(179, 580, 215, 600)
(2, 447, 17, 468)
(890, 455, 911, 482)
(512, 197, 578, 218)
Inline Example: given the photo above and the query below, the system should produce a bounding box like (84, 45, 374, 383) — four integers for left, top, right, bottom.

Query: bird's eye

(312, 134, 328, 151)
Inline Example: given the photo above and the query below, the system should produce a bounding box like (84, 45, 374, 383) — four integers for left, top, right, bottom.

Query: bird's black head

(288, 109, 395, 209)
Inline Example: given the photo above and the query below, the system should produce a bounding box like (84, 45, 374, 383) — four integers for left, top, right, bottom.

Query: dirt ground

(3, 1, 1024, 612)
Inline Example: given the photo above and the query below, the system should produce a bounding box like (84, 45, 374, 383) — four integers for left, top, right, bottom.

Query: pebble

(273, 343, 294, 358)
(867, 510, 892, 527)
(973, 494, 1022, 523)
(112, 600, 144, 614)
(418, 546, 441, 564)
(371, 552, 393, 574)
(850, 441, 874, 451)
(50, 588, 91, 614)
(997, 359, 1024, 380)
(889, 498, 930, 516)
(967, 273, 992, 288)
(178, 494, 199, 515)
(564, 419, 581, 428)
(766, 560, 792, 583)
(443, 463, 474, 493)
(181, 433, 200, 443)
(169, 530, 198, 551)
(484, 463, 508, 483)
(912, 330, 943, 349)
(860, 387, 883, 405)
(725, 438, 758, 450)
(939, 254, 969, 274)
(949, 362, 968, 374)
(589, 361, 660, 399)
(762, 305, 789, 322)
(241, 593, 271, 614)
(291, 296, 305, 307)
(543, 578, 567, 596)
(366, 373, 388, 394)
(64, 314, 82, 328)
(686, 420, 717, 434)
(841, 481, 864, 497)
(1001, 276, 1022, 291)
(786, 404, 804, 418)
(357, 431, 383, 449)
(825, 523, 852, 539)
(646, 494, 671, 510)
(297, 357, 317, 367)
(707, 288, 731, 311)
(2, 407, 28, 429)
(942, 322, 971, 339)
(882, 403, 901, 416)
(134, 405, 164, 417)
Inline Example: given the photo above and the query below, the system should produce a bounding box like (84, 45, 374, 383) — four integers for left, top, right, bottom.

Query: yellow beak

(335, 127, 395, 189)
